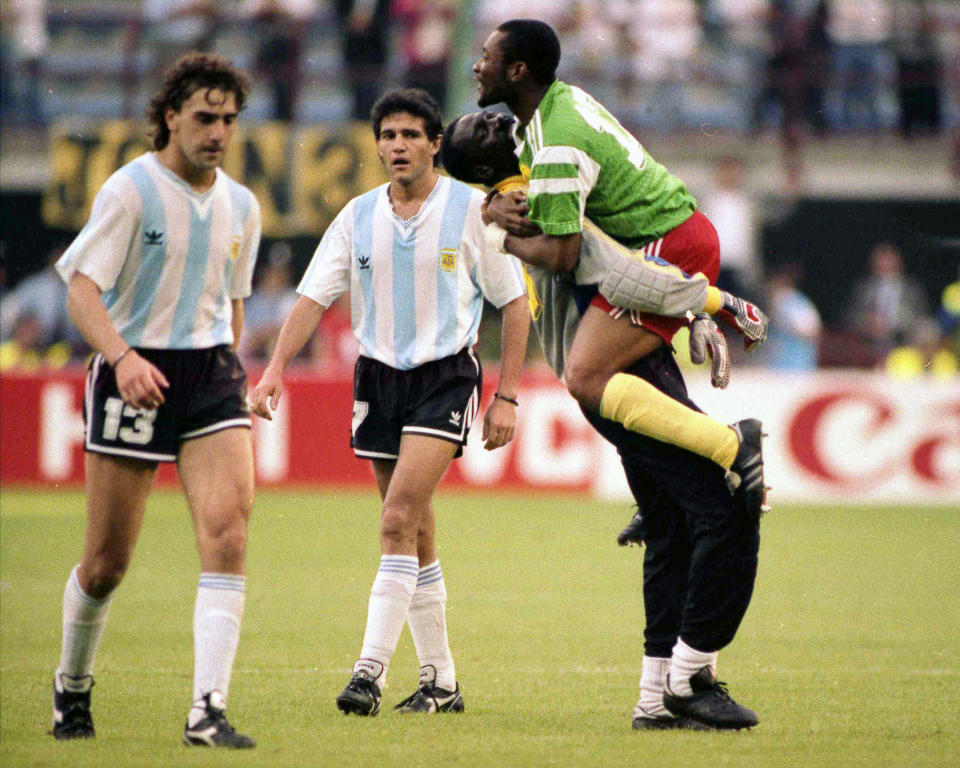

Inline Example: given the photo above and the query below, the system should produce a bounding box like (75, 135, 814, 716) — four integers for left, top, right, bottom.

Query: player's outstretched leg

(51, 673, 95, 740)
(725, 419, 770, 519)
(336, 661, 383, 716)
(182, 691, 255, 748)
(394, 665, 464, 714)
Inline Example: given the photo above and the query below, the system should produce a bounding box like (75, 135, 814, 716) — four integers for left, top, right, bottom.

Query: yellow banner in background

(42, 120, 389, 238)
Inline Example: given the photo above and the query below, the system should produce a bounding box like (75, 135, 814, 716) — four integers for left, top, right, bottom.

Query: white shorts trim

(84, 443, 177, 463)
(180, 417, 252, 440)
(402, 426, 464, 444)
(354, 449, 400, 460)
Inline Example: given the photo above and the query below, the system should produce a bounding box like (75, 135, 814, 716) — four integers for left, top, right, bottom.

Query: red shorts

(590, 209, 720, 345)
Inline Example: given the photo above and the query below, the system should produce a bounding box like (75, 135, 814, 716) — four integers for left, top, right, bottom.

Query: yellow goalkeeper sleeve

(704, 286, 724, 315)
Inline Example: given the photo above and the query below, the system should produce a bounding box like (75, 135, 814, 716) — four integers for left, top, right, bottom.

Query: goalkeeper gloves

(688, 312, 731, 389)
(716, 291, 768, 352)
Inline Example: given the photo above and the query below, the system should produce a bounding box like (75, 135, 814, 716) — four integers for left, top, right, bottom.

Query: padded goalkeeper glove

(688, 312, 731, 389)
(716, 291, 768, 352)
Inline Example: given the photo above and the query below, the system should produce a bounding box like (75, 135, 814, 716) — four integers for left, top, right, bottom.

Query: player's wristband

(483, 221, 509, 254)
(494, 392, 518, 406)
(112, 347, 133, 368)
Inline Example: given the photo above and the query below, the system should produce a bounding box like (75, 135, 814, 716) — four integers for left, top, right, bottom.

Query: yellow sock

(599, 372, 739, 468)
(704, 286, 723, 315)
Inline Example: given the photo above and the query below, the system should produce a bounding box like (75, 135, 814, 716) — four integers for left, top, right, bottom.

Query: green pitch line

(1, 490, 957, 768)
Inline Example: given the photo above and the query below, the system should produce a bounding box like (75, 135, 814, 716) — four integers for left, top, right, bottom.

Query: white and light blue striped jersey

(56, 153, 261, 350)
(298, 175, 526, 371)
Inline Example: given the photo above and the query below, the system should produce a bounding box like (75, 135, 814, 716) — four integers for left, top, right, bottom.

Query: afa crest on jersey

(439, 247, 457, 272)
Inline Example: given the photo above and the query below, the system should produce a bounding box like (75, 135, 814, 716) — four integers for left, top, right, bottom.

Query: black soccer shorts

(83, 345, 251, 462)
(351, 347, 482, 460)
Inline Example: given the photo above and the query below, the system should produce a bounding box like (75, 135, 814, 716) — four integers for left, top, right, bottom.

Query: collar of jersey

(515, 80, 564, 159)
(386, 174, 442, 229)
(149, 152, 220, 200)
(494, 176, 527, 194)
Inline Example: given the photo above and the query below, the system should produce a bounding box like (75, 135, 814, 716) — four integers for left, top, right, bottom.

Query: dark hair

(370, 88, 443, 141)
(439, 118, 476, 183)
(496, 19, 560, 86)
(146, 53, 251, 151)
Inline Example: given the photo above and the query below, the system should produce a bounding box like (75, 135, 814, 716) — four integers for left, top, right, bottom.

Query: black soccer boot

(51, 672, 95, 740)
(394, 666, 464, 714)
(632, 712, 715, 731)
(663, 668, 759, 730)
(617, 508, 646, 547)
(182, 691, 256, 748)
(726, 419, 770, 519)
(336, 664, 382, 716)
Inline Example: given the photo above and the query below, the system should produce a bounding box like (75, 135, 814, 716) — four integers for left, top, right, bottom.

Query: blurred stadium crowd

(1, 0, 958, 377)
(3, 0, 959, 133)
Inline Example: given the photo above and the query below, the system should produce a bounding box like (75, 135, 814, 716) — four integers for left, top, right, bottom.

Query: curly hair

(146, 53, 251, 151)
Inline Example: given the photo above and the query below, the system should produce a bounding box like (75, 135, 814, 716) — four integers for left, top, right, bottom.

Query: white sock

(634, 656, 671, 718)
(358, 554, 419, 690)
(667, 638, 718, 697)
(58, 566, 112, 680)
(190, 573, 246, 726)
(407, 561, 456, 691)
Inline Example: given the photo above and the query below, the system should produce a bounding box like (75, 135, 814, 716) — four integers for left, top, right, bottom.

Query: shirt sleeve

(297, 206, 352, 308)
(467, 213, 526, 309)
(526, 144, 601, 236)
(230, 192, 262, 299)
(55, 178, 140, 293)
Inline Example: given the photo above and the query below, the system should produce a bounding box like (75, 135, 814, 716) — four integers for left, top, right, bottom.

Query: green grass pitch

(1, 488, 957, 767)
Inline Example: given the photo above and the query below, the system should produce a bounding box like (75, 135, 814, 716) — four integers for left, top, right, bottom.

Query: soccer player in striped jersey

(51, 54, 260, 748)
(249, 89, 529, 716)
(469, 20, 762, 730)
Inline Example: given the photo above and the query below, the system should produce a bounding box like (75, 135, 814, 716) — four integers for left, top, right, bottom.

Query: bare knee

(203, 520, 248, 571)
(78, 553, 131, 599)
(380, 499, 419, 551)
(417, 525, 436, 564)
(565, 359, 610, 411)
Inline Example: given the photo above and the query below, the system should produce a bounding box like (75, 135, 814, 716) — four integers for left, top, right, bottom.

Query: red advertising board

(2, 367, 958, 504)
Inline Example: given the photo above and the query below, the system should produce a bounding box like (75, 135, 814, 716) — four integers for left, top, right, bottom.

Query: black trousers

(581, 346, 760, 657)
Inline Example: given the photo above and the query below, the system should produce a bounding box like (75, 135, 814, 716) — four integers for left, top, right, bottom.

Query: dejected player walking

(51, 53, 261, 748)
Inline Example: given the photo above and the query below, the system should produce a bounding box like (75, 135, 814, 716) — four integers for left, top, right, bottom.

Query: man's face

(378, 111, 439, 187)
(166, 87, 238, 172)
(449, 110, 518, 179)
(473, 31, 515, 108)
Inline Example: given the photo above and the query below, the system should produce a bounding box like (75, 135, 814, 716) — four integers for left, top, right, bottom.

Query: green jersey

(516, 80, 696, 250)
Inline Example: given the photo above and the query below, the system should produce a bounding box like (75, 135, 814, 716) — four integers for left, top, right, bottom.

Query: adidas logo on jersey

(449, 411, 462, 426)
(144, 229, 164, 245)
(358, 255, 370, 270)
